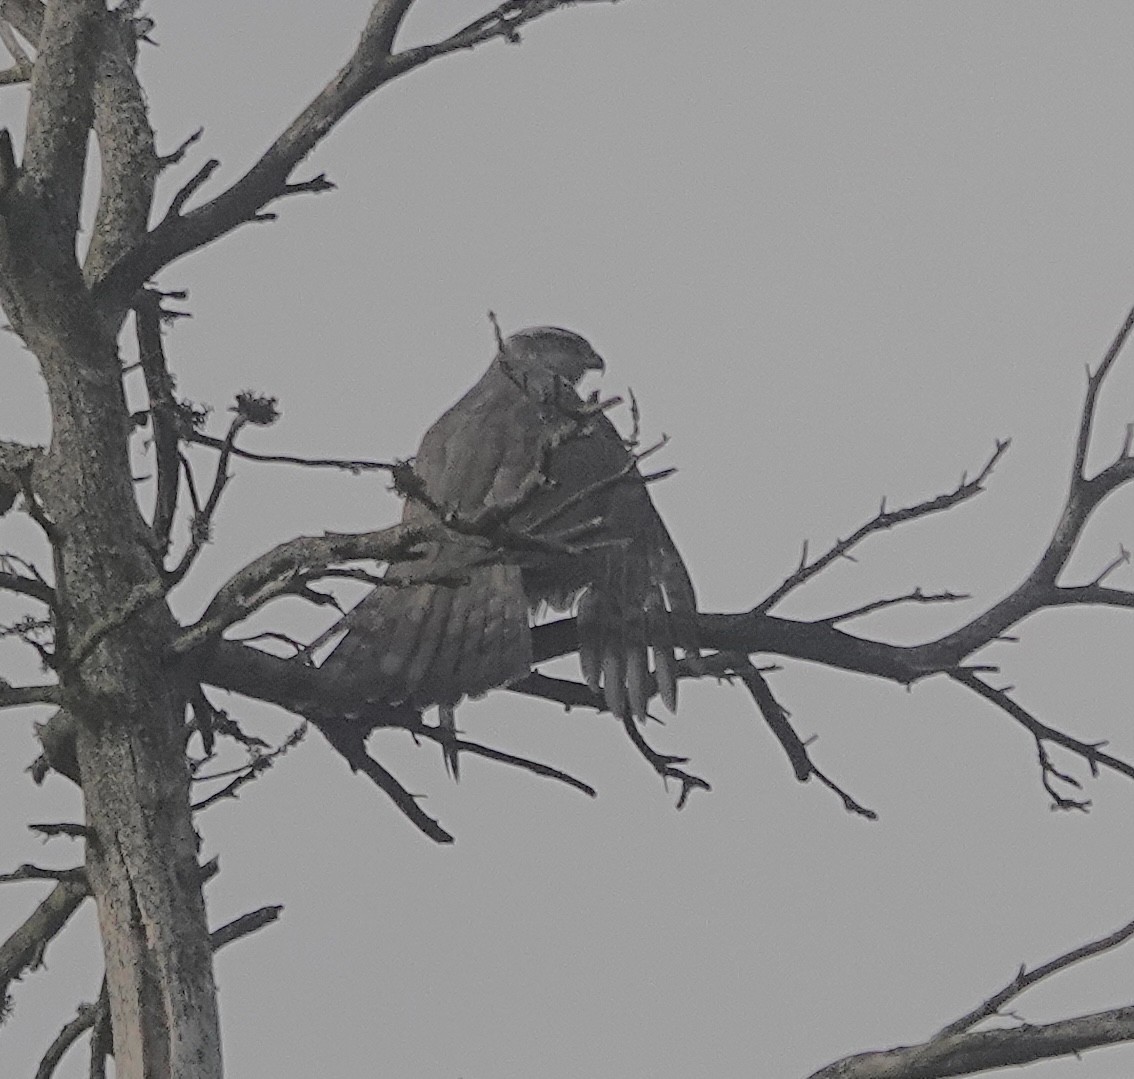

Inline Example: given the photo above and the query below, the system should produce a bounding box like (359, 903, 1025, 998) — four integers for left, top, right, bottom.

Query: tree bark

(1, 147, 222, 1079)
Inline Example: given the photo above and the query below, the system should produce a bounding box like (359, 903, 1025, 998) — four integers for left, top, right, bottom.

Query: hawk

(323, 326, 696, 772)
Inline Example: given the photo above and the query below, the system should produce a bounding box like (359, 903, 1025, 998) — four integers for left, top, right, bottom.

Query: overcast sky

(5, 2, 1134, 1077)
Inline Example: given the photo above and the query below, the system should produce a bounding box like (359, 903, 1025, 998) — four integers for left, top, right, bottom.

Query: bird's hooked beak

(579, 348, 605, 395)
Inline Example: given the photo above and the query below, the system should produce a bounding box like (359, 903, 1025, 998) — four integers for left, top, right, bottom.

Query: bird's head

(501, 326, 605, 386)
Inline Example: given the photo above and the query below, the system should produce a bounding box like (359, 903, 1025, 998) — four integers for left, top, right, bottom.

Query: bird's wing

(319, 366, 543, 709)
(323, 358, 696, 723)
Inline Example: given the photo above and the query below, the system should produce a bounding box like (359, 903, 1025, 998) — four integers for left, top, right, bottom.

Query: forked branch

(757, 439, 1009, 615)
(91, 0, 617, 311)
(810, 913, 1134, 1078)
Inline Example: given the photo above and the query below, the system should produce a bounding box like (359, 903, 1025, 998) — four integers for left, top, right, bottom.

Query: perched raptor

(322, 326, 696, 771)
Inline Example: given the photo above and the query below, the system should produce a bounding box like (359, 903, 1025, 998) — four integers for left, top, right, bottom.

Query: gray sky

(4, 2, 1134, 1076)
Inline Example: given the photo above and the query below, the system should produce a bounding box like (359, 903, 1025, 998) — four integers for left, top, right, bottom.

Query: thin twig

(1073, 299, 1134, 480)
(31, 901, 281, 1079)
(951, 669, 1134, 803)
(191, 722, 307, 812)
(822, 587, 969, 626)
(314, 717, 454, 844)
(188, 432, 396, 473)
(157, 126, 204, 168)
(758, 440, 1009, 614)
(402, 720, 596, 796)
(736, 657, 877, 819)
(165, 412, 248, 586)
(91, 1, 618, 310)
(938, 914, 1134, 1038)
(618, 713, 710, 809)
(164, 158, 220, 219)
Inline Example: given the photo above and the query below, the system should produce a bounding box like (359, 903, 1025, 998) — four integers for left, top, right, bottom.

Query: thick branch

(812, 916, 1134, 1077)
(82, 7, 158, 292)
(0, 0, 44, 44)
(18, 0, 102, 238)
(91, 0, 616, 307)
(0, 681, 59, 707)
(810, 1007, 1134, 1079)
(915, 301, 1134, 665)
(0, 874, 89, 1009)
(360, 0, 416, 57)
(0, 568, 54, 605)
(174, 521, 433, 654)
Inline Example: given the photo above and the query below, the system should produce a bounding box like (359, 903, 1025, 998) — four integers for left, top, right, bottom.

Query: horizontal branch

(174, 521, 434, 654)
(810, 1005, 1134, 1078)
(0, 63, 28, 85)
(0, 864, 84, 884)
(194, 294, 1134, 830)
(0, 682, 59, 709)
(188, 432, 396, 474)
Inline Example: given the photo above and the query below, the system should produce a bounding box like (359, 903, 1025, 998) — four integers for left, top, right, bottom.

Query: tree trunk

(7, 228, 223, 1075)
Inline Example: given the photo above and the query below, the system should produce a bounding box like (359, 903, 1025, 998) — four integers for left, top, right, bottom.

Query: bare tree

(3, 3, 1134, 1077)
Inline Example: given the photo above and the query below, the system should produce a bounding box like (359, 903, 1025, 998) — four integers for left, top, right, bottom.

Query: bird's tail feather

(322, 563, 532, 776)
